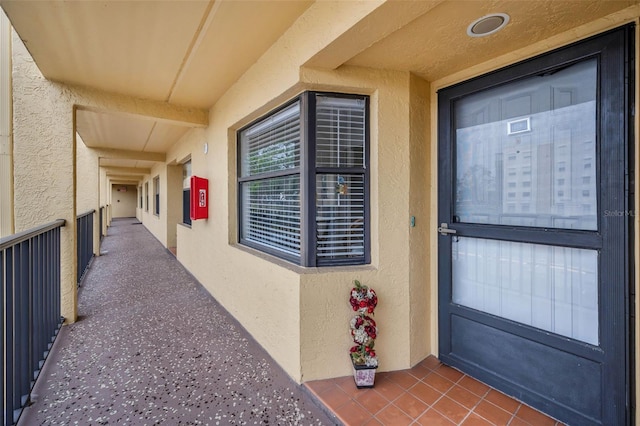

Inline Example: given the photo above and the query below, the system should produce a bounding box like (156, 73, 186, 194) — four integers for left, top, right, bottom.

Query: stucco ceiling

(339, 0, 637, 82)
(0, 0, 313, 178)
(1, 0, 638, 182)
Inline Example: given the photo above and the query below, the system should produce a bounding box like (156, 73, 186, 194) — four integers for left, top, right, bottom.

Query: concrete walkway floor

(18, 218, 338, 426)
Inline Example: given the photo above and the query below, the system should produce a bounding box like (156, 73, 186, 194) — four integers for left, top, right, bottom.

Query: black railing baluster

(32, 234, 42, 377)
(99, 207, 104, 239)
(16, 241, 29, 419)
(0, 219, 65, 425)
(4, 246, 13, 426)
(0, 250, 4, 426)
(76, 210, 95, 287)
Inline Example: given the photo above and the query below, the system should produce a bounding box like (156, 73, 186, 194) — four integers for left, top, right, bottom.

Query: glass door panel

(454, 59, 597, 230)
(452, 237, 598, 344)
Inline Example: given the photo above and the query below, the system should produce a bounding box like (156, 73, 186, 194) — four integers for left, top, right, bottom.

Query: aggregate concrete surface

(18, 218, 338, 426)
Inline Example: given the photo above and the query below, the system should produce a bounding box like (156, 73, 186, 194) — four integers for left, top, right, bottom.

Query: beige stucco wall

(6, 0, 640, 417)
(163, 1, 640, 385)
(166, 24, 431, 381)
(12, 30, 77, 321)
(168, 2, 406, 382)
(408, 74, 431, 367)
(139, 166, 168, 246)
(0, 10, 13, 238)
(11, 27, 199, 322)
(100, 168, 109, 235)
(76, 132, 100, 256)
(111, 184, 137, 218)
(126, 3, 640, 405)
(76, 133, 98, 215)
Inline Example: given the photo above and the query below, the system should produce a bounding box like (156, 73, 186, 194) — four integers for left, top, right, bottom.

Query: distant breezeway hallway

(18, 218, 337, 426)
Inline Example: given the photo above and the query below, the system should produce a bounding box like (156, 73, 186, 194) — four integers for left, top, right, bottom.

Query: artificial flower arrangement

(349, 280, 378, 369)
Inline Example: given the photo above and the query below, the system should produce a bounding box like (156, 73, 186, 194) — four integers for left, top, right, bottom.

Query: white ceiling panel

(76, 110, 155, 151)
(1, 0, 212, 102)
(145, 123, 192, 153)
(99, 158, 157, 170)
(168, 0, 313, 108)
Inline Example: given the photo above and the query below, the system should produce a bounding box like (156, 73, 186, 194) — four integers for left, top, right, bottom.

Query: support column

(0, 12, 13, 237)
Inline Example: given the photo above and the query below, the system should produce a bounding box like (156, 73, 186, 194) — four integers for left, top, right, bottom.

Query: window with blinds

(315, 95, 367, 264)
(145, 182, 149, 212)
(182, 160, 191, 226)
(238, 93, 369, 266)
(153, 176, 160, 216)
(239, 101, 302, 260)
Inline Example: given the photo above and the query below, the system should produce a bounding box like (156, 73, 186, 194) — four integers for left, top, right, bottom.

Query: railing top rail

(0, 219, 66, 250)
(77, 209, 96, 219)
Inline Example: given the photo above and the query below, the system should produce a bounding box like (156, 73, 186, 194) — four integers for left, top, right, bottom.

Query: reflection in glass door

(452, 59, 599, 344)
(455, 59, 597, 231)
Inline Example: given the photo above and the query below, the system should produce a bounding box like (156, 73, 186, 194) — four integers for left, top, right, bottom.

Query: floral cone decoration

(349, 280, 378, 368)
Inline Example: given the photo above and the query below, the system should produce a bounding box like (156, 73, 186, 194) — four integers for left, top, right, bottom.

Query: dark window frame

(145, 182, 149, 212)
(183, 160, 192, 226)
(153, 176, 160, 216)
(237, 91, 370, 267)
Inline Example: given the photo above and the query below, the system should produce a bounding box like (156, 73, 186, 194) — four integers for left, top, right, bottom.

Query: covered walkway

(16, 218, 563, 426)
(17, 218, 336, 425)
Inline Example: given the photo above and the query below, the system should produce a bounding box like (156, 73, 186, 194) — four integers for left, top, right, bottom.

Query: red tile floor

(305, 355, 565, 426)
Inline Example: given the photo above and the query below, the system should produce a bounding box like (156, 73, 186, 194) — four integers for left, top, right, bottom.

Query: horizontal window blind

(316, 174, 364, 261)
(316, 96, 365, 168)
(182, 161, 191, 189)
(239, 101, 302, 259)
(315, 95, 367, 264)
(238, 92, 368, 266)
(240, 101, 301, 177)
(241, 176, 300, 257)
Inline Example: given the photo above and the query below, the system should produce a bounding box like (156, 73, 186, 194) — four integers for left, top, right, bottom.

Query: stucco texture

(11, 27, 191, 322)
(160, 2, 433, 383)
(167, 63, 428, 383)
(113, 2, 640, 396)
(12, 31, 77, 321)
(75, 133, 101, 255)
(111, 184, 137, 218)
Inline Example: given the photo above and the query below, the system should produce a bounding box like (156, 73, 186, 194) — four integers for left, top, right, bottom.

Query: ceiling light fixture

(467, 13, 510, 37)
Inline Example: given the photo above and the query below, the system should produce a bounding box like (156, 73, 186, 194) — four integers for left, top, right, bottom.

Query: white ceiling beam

(107, 174, 144, 181)
(94, 148, 165, 162)
(109, 180, 141, 186)
(73, 85, 208, 128)
(102, 166, 151, 175)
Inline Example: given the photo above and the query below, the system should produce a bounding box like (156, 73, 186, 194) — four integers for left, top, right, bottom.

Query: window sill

(230, 243, 375, 275)
(178, 222, 192, 229)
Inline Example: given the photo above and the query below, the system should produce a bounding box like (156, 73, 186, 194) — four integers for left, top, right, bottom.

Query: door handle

(438, 223, 457, 236)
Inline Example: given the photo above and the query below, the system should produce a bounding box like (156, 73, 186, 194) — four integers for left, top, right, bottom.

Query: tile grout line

(411, 368, 475, 425)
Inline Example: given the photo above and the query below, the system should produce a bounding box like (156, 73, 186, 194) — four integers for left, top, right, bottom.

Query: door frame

(436, 25, 635, 425)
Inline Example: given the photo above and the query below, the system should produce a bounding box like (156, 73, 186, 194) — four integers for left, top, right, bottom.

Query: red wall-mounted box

(190, 176, 208, 220)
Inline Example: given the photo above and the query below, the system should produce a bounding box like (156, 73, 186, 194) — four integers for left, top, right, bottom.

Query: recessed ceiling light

(467, 13, 510, 37)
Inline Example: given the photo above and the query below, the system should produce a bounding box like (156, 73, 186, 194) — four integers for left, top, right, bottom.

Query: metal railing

(99, 206, 105, 239)
(76, 210, 95, 286)
(1, 219, 65, 425)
